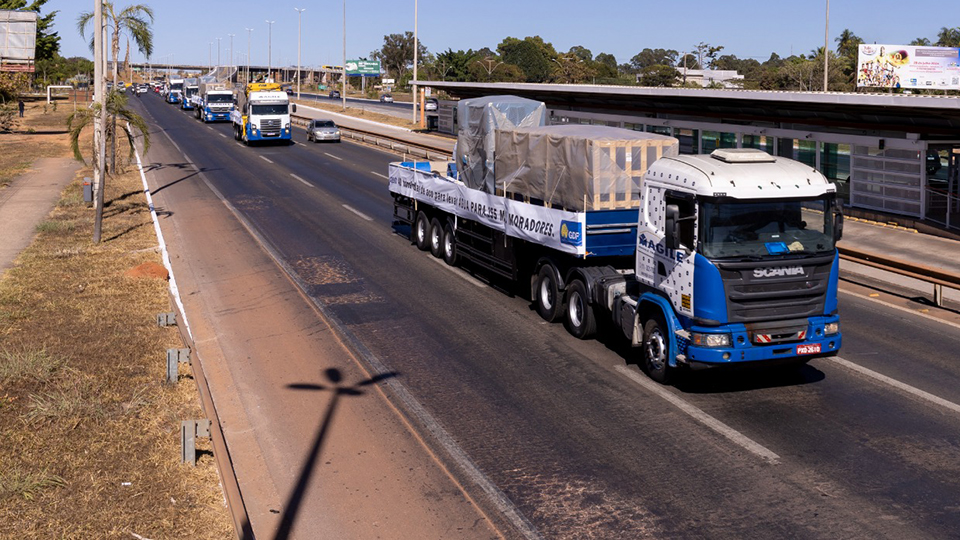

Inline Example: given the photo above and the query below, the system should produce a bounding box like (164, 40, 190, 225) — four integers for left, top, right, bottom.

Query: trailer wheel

(535, 265, 563, 323)
(414, 212, 431, 251)
(564, 279, 596, 339)
(642, 314, 673, 384)
(442, 222, 458, 266)
(429, 218, 443, 258)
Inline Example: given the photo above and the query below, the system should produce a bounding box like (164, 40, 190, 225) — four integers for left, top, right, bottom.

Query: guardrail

(839, 246, 960, 307)
(291, 113, 452, 161)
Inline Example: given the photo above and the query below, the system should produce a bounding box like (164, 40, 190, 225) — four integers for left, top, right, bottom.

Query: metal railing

(291, 113, 452, 161)
(839, 246, 960, 307)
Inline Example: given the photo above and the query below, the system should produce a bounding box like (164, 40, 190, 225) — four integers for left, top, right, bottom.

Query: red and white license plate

(796, 343, 822, 355)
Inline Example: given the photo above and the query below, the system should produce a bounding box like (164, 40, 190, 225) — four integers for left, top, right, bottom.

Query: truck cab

(230, 83, 295, 144)
(166, 78, 184, 104)
(616, 148, 842, 380)
(181, 83, 198, 110)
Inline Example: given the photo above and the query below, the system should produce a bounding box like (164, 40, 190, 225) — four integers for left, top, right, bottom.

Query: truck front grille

(260, 118, 281, 136)
(717, 255, 834, 323)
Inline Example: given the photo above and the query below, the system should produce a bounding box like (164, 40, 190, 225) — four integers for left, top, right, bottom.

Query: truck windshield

(251, 104, 288, 115)
(185, 88, 197, 97)
(699, 196, 836, 260)
(207, 94, 233, 103)
(170, 83, 183, 91)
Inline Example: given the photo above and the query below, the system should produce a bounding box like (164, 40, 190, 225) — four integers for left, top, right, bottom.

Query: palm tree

(834, 29, 863, 60)
(67, 91, 149, 166)
(77, 3, 153, 171)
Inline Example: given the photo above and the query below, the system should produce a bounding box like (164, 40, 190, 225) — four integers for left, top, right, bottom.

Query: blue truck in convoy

(191, 81, 234, 123)
(389, 95, 843, 383)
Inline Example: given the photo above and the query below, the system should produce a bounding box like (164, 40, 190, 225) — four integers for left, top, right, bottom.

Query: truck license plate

(796, 343, 821, 355)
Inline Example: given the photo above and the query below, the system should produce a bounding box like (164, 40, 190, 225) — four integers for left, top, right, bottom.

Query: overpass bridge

(109, 62, 348, 86)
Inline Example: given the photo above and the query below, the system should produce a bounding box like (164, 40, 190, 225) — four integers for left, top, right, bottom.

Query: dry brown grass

(0, 102, 74, 188)
(0, 114, 232, 538)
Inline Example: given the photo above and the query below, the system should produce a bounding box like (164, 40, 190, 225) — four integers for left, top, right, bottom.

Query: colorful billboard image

(857, 44, 960, 90)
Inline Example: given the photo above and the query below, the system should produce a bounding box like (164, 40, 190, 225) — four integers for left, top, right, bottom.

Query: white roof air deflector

(710, 148, 776, 163)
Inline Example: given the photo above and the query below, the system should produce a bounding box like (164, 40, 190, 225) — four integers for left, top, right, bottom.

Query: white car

(307, 119, 341, 142)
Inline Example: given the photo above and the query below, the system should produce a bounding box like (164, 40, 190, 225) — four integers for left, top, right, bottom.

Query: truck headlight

(691, 332, 731, 348)
(824, 322, 839, 335)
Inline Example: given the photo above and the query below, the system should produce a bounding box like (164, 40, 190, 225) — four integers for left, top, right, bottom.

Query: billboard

(345, 59, 380, 76)
(0, 10, 38, 72)
(857, 44, 960, 90)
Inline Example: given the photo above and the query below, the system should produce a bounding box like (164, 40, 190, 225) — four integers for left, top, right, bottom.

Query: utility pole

(266, 20, 275, 82)
(295, 8, 305, 99)
(246, 28, 253, 83)
(93, 0, 106, 243)
(823, 0, 830, 92)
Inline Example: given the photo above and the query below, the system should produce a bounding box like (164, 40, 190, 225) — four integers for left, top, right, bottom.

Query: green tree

(592, 52, 619, 79)
(629, 48, 678, 72)
(835, 29, 863, 60)
(567, 45, 593, 62)
(638, 64, 679, 87)
(936, 27, 960, 47)
(371, 31, 428, 82)
(550, 53, 596, 84)
(497, 36, 557, 82)
(431, 48, 477, 81)
(67, 90, 149, 166)
(910, 37, 932, 46)
(693, 42, 724, 69)
(0, 0, 60, 61)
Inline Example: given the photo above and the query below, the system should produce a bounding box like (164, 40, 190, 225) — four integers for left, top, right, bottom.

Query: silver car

(307, 119, 341, 143)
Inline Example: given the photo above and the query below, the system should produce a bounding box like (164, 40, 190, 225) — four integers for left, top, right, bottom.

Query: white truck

(165, 77, 184, 104)
(389, 95, 843, 383)
(180, 79, 199, 111)
(191, 81, 234, 123)
(230, 82, 296, 145)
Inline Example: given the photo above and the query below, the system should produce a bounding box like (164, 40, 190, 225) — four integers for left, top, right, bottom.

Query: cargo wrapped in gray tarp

(495, 125, 679, 211)
(455, 95, 546, 193)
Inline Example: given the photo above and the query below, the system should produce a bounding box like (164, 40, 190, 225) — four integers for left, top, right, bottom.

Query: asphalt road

(135, 93, 960, 539)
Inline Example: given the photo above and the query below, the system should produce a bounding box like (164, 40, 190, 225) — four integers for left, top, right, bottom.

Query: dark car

(306, 119, 341, 143)
(379, 93, 394, 103)
(329, 90, 341, 99)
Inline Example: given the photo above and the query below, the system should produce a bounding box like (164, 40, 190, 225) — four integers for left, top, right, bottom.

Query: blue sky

(45, 0, 958, 69)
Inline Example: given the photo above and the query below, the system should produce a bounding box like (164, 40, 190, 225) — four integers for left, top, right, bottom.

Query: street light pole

(266, 20, 275, 82)
(246, 28, 253, 83)
(216, 37, 222, 74)
(412, 0, 418, 124)
(295, 8, 305, 99)
(823, 0, 830, 92)
(341, 0, 346, 111)
(228, 33, 235, 80)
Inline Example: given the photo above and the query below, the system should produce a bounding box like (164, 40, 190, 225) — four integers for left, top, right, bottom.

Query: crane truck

(230, 82, 296, 145)
(191, 81, 234, 123)
(389, 95, 843, 383)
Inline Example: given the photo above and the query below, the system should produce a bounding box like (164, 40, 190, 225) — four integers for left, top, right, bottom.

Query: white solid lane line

(218, 132, 227, 138)
(342, 204, 373, 221)
(324, 152, 343, 161)
(613, 365, 782, 464)
(260, 156, 274, 164)
(370, 171, 388, 179)
(290, 173, 312, 187)
(828, 356, 960, 415)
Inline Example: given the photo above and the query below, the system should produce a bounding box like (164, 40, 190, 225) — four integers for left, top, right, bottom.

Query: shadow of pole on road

(273, 367, 397, 540)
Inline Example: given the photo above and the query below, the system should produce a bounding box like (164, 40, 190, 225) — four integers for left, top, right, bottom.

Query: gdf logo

(560, 221, 582, 246)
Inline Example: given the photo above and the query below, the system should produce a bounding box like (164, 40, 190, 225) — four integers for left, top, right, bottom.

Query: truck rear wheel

(442, 223, 458, 266)
(564, 279, 596, 340)
(414, 212, 431, 251)
(643, 314, 673, 384)
(429, 218, 443, 258)
(535, 265, 563, 323)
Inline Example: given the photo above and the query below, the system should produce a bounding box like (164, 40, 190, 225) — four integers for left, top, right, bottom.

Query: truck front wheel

(414, 212, 431, 251)
(535, 265, 563, 323)
(643, 315, 673, 384)
(564, 279, 596, 339)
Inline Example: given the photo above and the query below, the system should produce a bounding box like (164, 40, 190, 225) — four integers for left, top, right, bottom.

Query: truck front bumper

(681, 316, 841, 366)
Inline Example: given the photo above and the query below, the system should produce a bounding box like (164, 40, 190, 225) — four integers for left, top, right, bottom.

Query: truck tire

(564, 279, 596, 340)
(643, 314, 673, 384)
(429, 218, 444, 258)
(535, 265, 563, 323)
(414, 212, 431, 251)
(442, 223, 458, 266)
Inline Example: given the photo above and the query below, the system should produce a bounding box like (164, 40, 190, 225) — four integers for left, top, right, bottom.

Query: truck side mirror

(291, 104, 297, 113)
(665, 204, 680, 250)
(834, 210, 844, 242)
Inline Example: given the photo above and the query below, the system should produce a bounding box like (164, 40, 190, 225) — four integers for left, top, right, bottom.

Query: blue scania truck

(390, 96, 842, 383)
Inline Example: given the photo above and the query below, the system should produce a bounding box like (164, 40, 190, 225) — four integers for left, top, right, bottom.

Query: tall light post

(246, 28, 254, 83)
(411, 0, 418, 124)
(216, 37, 222, 74)
(341, 0, 346, 110)
(208, 42, 212, 73)
(295, 8, 305, 99)
(266, 20, 275, 82)
(823, 0, 830, 92)
(228, 33, 235, 79)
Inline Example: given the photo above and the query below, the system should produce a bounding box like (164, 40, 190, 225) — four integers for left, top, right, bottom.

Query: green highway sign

(345, 59, 380, 75)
